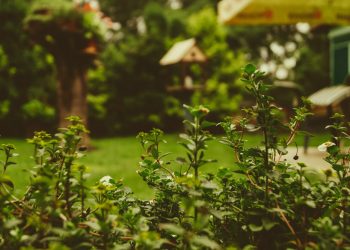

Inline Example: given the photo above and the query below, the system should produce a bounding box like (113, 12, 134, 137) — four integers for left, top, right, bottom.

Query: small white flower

(317, 142, 336, 152)
(99, 175, 113, 187)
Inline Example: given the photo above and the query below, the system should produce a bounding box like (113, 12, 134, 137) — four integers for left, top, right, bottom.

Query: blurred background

(1, 0, 344, 137)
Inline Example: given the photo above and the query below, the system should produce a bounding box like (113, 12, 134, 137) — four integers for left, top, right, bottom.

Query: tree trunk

(56, 60, 90, 146)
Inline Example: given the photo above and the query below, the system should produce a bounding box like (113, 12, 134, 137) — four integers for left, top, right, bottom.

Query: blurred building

(329, 27, 350, 84)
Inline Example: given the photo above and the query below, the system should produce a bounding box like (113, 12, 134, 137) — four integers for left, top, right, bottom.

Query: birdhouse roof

(308, 85, 350, 107)
(160, 38, 207, 65)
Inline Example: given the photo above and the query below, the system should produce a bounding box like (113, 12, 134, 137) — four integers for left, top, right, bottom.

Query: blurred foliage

(295, 27, 331, 94)
(24, 0, 111, 68)
(0, 0, 332, 136)
(188, 8, 246, 117)
(228, 25, 332, 96)
(22, 99, 55, 121)
(89, 1, 246, 134)
(0, 0, 56, 135)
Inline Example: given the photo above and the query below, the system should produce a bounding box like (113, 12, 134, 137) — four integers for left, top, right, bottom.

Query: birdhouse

(160, 38, 207, 93)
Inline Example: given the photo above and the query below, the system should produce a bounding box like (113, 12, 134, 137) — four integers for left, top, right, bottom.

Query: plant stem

(80, 170, 85, 218)
(193, 116, 199, 221)
(65, 157, 73, 218)
(343, 199, 347, 234)
(275, 201, 303, 249)
(56, 155, 66, 199)
(299, 170, 303, 197)
(263, 125, 269, 204)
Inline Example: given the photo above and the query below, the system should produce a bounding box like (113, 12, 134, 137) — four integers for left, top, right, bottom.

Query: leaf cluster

(0, 66, 350, 249)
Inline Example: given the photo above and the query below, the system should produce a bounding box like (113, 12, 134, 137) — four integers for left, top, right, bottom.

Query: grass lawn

(3, 132, 330, 199)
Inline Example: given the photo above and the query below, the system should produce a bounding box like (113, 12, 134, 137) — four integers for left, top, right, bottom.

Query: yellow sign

(218, 0, 350, 25)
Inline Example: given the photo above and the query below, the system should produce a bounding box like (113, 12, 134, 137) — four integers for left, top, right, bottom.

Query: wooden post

(56, 56, 90, 146)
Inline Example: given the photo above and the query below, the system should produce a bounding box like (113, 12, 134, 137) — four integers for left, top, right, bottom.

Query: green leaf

(332, 164, 343, 172)
(210, 209, 232, 220)
(201, 121, 216, 129)
(243, 245, 257, 250)
(244, 64, 256, 74)
(159, 152, 171, 159)
(159, 223, 184, 235)
(175, 157, 187, 164)
(248, 224, 263, 232)
(297, 163, 307, 168)
(262, 218, 278, 231)
(0, 176, 14, 189)
(150, 146, 159, 159)
(201, 181, 218, 189)
(305, 200, 316, 208)
(192, 236, 220, 250)
(232, 169, 246, 175)
(4, 218, 21, 229)
(276, 146, 287, 155)
(5, 161, 16, 166)
(84, 221, 101, 231)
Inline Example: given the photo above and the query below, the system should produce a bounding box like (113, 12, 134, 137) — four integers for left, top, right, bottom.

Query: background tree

(25, 0, 112, 143)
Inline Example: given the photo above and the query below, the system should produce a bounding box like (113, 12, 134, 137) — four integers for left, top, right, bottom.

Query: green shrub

(0, 65, 349, 249)
(22, 99, 55, 121)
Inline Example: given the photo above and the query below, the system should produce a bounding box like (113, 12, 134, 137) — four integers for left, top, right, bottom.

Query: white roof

(160, 38, 199, 65)
(308, 85, 350, 107)
(329, 27, 350, 39)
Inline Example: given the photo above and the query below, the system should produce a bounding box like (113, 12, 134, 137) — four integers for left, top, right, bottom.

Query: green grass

(2, 133, 330, 199)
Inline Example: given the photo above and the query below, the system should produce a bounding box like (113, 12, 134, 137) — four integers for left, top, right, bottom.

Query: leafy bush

(22, 99, 55, 121)
(1, 65, 350, 249)
(0, 0, 56, 135)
